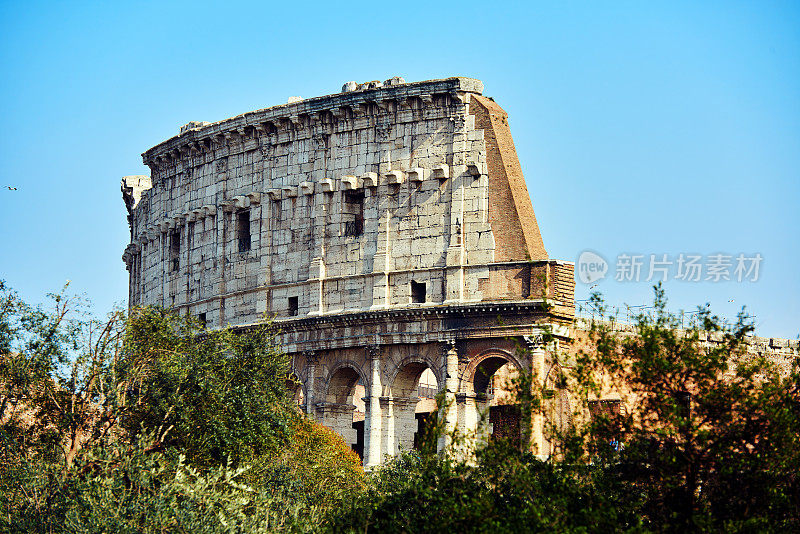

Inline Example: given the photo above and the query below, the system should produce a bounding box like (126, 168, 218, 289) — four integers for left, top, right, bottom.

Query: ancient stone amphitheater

(119, 76, 579, 466)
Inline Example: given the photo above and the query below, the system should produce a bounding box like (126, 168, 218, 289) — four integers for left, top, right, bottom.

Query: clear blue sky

(0, 1, 797, 338)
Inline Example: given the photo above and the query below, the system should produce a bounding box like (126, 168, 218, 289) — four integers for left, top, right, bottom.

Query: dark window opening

(237, 210, 251, 252)
(411, 281, 426, 303)
(272, 200, 281, 224)
(198, 313, 207, 328)
(343, 191, 364, 237)
(169, 231, 180, 272)
(288, 296, 299, 316)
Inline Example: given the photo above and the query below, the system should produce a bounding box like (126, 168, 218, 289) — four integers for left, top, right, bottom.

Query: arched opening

(285, 374, 305, 408)
(471, 354, 521, 447)
(389, 361, 440, 454)
(322, 366, 366, 460)
(542, 364, 572, 457)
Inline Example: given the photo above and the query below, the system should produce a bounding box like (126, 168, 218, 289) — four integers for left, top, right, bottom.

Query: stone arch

(323, 360, 369, 403)
(461, 348, 523, 396)
(459, 348, 525, 449)
(318, 360, 368, 460)
(542, 362, 572, 437)
(285, 371, 305, 407)
(387, 354, 443, 399)
(385, 355, 442, 455)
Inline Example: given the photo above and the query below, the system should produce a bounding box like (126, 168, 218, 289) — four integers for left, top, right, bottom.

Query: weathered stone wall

(122, 77, 570, 328)
(122, 77, 577, 466)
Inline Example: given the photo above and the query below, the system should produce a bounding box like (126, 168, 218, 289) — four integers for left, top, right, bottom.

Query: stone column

(364, 345, 383, 468)
(456, 392, 490, 451)
(438, 340, 459, 454)
(525, 333, 547, 458)
(386, 398, 417, 455)
(303, 350, 319, 419)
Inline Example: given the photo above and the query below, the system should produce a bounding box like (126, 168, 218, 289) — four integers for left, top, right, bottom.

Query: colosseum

(121, 76, 577, 467)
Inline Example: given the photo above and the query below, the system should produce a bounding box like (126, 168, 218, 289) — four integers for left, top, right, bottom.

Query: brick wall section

(551, 263, 575, 305)
(469, 95, 548, 262)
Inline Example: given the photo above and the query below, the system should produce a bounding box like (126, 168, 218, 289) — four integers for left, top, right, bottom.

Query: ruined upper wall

(141, 77, 484, 171)
(123, 77, 568, 328)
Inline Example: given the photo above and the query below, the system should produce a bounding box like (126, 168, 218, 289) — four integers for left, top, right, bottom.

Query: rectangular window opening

(411, 281, 426, 304)
(288, 296, 299, 316)
(198, 312, 207, 328)
(237, 210, 251, 252)
(169, 231, 180, 272)
(343, 191, 364, 237)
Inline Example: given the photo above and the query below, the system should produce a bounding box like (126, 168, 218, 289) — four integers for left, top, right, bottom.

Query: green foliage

(58, 434, 325, 534)
(2, 279, 796, 533)
(568, 284, 800, 531)
(121, 306, 296, 467)
(326, 445, 643, 533)
(0, 281, 363, 532)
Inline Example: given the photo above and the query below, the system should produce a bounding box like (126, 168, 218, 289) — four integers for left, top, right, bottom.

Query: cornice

(229, 299, 572, 335)
(142, 77, 483, 170)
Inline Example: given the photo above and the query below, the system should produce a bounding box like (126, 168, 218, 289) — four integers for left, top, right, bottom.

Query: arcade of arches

(292, 334, 570, 468)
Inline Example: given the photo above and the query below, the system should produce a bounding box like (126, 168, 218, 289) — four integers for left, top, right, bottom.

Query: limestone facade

(122, 77, 576, 466)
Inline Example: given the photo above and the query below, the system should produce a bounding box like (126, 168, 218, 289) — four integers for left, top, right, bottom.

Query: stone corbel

(219, 200, 237, 212)
(191, 208, 205, 220)
(267, 189, 283, 201)
(451, 92, 469, 105)
(433, 164, 450, 181)
(282, 186, 297, 198)
(360, 172, 379, 188)
(330, 107, 346, 120)
(299, 182, 315, 195)
(288, 115, 302, 129)
(375, 99, 393, 114)
(384, 169, 405, 185)
(340, 175, 359, 190)
(202, 205, 217, 217)
(407, 168, 427, 183)
(466, 162, 483, 177)
(319, 178, 336, 193)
